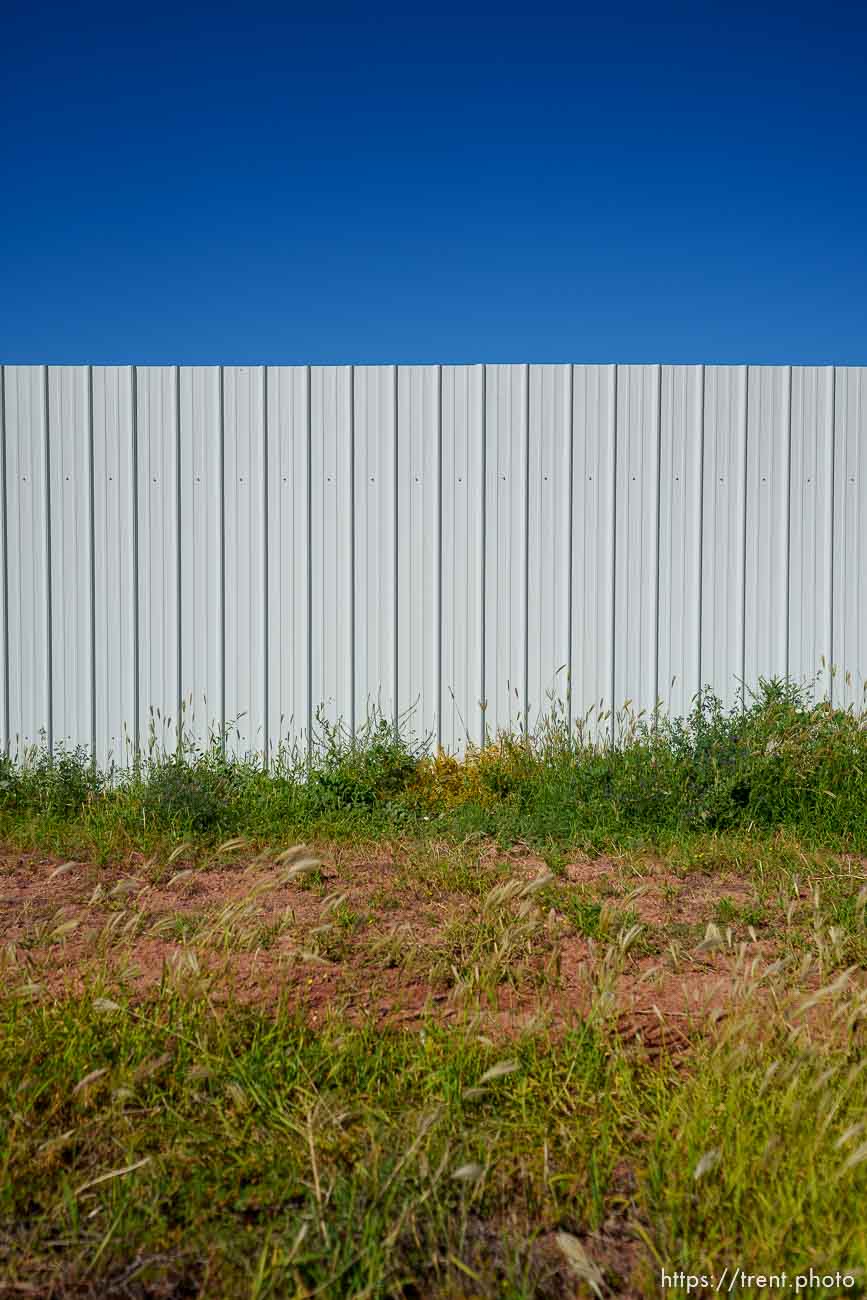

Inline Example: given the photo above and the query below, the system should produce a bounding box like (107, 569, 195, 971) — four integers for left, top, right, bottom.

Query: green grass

(645, 1031, 867, 1284)
(2, 984, 867, 1298)
(2, 678, 866, 865)
(1, 994, 631, 1297)
(3, 677, 867, 1295)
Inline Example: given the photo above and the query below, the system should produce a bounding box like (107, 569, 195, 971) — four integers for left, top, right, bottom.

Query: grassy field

(1, 679, 866, 1298)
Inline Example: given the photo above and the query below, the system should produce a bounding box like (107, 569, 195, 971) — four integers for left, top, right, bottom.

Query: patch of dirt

(562, 857, 624, 887)
(560, 856, 758, 927)
(674, 872, 755, 921)
(0, 846, 816, 1046)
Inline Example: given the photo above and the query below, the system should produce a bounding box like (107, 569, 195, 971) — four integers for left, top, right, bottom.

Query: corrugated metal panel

(223, 366, 266, 758)
(833, 368, 867, 709)
(179, 366, 222, 751)
(745, 365, 791, 690)
(4, 367, 50, 754)
(701, 366, 748, 708)
(354, 366, 397, 731)
(48, 367, 93, 754)
(484, 363, 528, 738)
(441, 365, 485, 751)
(571, 365, 616, 739)
(527, 364, 572, 731)
(266, 366, 310, 761)
(136, 367, 180, 753)
(789, 367, 834, 698)
(614, 364, 661, 727)
(657, 366, 703, 718)
(3, 362, 867, 764)
(310, 366, 353, 735)
(92, 366, 136, 768)
(397, 365, 440, 744)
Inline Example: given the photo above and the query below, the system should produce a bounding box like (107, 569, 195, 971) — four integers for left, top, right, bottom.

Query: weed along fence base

(0, 363, 865, 764)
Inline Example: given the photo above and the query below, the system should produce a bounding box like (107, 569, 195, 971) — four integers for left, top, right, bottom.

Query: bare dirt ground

(0, 841, 831, 1056)
(3, 840, 867, 1299)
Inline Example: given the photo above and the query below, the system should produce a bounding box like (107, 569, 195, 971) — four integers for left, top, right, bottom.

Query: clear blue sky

(3, 0, 866, 364)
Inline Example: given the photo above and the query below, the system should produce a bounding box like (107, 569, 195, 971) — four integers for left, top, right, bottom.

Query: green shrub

(0, 753, 19, 806)
(0, 743, 102, 816)
(305, 712, 424, 811)
(140, 752, 246, 833)
(408, 677, 867, 850)
(1, 675, 865, 854)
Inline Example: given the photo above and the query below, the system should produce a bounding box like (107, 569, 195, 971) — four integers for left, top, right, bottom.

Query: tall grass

(1, 678, 865, 859)
(3, 982, 867, 1296)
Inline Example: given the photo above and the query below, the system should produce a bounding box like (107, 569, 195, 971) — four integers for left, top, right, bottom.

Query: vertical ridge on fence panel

(745, 366, 791, 687)
(833, 368, 867, 709)
(397, 366, 440, 743)
(354, 366, 397, 733)
(136, 367, 180, 753)
(657, 366, 703, 718)
(570, 365, 616, 738)
(440, 365, 485, 752)
(48, 367, 94, 753)
(222, 367, 266, 757)
(0, 369, 7, 755)
(266, 367, 310, 759)
(4, 367, 50, 754)
(483, 364, 528, 737)
(310, 366, 353, 732)
(92, 367, 136, 767)
(527, 365, 572, 732)
(178, 367, 222, 751)
(614, 364, 661, 725)
(701, 366, 748, 707)
(789, 367, 834, 698)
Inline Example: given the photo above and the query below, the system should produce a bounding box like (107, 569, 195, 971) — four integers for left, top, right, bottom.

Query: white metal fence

(1, 364, 865, 765)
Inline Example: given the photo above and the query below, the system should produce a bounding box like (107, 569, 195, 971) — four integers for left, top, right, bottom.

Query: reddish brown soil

(0, 844, 813, 1045)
